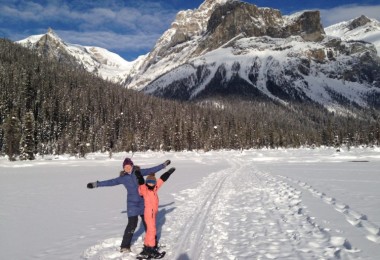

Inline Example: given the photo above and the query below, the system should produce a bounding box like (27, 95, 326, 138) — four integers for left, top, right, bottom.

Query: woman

(87, 157, 170, 253)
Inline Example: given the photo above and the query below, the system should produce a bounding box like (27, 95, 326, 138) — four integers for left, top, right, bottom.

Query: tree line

(0, 38, 379, 160)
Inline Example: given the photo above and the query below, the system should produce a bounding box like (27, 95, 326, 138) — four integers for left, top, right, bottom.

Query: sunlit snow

(1, 147, 380, 259)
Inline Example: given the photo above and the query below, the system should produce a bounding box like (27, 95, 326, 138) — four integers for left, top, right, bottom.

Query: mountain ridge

(16, 0, 380, 110)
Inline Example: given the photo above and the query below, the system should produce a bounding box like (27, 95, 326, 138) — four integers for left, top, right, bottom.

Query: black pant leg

(121, 216, 138, 248)
(140, 214, 147, 231)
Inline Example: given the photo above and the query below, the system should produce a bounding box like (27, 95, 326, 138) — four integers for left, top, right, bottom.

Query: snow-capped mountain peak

(325, 15, 380, 55)
(122, 0, 233, 88)
(18, 27, 61, 46)
(17, 28, 134, 83)
(46, 27, 61, 40)
(126, 0, 326, 91)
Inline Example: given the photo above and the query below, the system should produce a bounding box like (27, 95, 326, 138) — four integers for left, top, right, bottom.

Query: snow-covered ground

(1, 148, 380, 260)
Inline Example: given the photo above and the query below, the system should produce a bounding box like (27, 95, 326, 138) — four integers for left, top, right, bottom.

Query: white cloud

(0, 0, 178, 56)
(58, 30, 161, 53)
(320, 4, 380, 26)
(0, 3, 43, 22)
(0, 1, 176, 33)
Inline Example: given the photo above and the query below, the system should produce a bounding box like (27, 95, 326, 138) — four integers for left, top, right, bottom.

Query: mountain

(325, 15, 380, 56)
(124, 0, 380, 110)
(16, 1, 380, 110)
(17, 28, 138, 83)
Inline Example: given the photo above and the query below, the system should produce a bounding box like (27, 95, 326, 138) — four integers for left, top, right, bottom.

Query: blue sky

(1, 0, 380, 61)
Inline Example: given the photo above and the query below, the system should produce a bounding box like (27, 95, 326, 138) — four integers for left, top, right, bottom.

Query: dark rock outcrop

(197, 1, 325, 54)
(349, 15, 371, 30)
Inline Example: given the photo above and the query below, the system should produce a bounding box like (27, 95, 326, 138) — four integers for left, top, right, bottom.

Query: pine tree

(2, 116, 21, 161)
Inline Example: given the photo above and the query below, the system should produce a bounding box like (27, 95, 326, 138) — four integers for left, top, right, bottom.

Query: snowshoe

(136, 251, 165, 259)
(137, 246, 150, 259)
(137, 246, 166, 259)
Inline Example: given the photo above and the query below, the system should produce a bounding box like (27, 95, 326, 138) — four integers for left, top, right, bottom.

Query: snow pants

(121, 215, 146, 248)
(144, 207, 158, 247)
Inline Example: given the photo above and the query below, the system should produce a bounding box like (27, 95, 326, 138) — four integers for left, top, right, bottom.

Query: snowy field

(1, 148, 380, 260)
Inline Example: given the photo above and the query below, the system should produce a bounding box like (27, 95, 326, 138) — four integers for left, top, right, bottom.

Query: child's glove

(163, 160, 171, 166)
(135, 170, 145, 185)
(87, 182, 97, 189)
(160, 167, 175, 182)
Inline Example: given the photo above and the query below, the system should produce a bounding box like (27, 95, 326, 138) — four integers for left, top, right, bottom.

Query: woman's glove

(163, 160, 171, 166)
(87, 182, 97, 189)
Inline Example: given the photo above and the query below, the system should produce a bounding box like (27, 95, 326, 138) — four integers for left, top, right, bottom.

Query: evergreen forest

(1, 39, 379, 160)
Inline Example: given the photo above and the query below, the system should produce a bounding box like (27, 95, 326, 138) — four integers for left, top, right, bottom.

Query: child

(135, 167, 176, 259)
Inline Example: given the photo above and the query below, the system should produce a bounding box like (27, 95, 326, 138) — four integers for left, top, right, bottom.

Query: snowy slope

(325, 15, 380, 56)
(144, 35, 380, 110)
(17, 28, 135, 83)
(1, 148, 380, 260)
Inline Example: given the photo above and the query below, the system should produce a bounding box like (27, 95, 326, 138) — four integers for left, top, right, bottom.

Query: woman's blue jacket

(97, 164, 165, 217)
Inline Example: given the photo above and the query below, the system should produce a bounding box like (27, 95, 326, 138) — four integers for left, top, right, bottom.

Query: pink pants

(144, 207, 157, 247)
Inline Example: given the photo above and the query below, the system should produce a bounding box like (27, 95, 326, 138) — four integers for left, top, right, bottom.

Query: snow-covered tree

(20, 111, 35, 160)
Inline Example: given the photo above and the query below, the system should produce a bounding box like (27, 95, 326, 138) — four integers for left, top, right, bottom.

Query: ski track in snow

(81, 155, 373, 260)
(166, 158, 361, 259)
(279, 175, 380, 244)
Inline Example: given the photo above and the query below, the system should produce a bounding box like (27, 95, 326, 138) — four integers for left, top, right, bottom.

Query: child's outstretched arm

(160, 167, 176, 182)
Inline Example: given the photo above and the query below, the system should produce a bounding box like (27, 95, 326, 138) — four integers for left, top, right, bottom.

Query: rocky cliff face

(198, 2, 324, 54)
(124, 0, 227, 86)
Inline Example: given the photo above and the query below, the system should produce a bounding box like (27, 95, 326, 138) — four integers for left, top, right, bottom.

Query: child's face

(147, 182, 155, 187)
(124, 164, 133, 173)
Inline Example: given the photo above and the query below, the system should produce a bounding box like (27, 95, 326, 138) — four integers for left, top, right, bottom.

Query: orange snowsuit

(138, 178, 164, 247)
